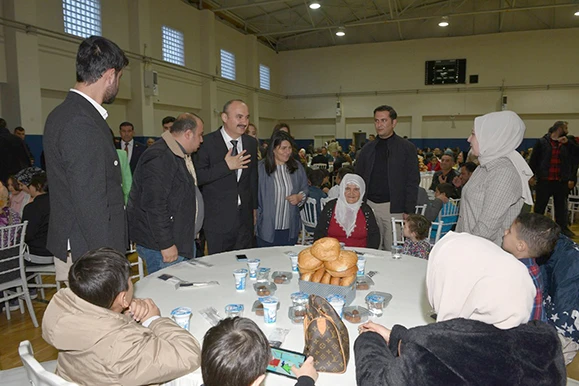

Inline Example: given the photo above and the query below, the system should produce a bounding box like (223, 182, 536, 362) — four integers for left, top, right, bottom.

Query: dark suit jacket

(43, 91, 126, 261)
(116, 140, 145, 174)
(0, 127, 30, 183)
(194, 129, 258, 234)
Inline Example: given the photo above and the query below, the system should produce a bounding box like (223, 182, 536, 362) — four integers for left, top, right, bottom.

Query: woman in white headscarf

(314, 173, 379, 248)
(456, 111, 533, 246)
(354, 232, 566, 386)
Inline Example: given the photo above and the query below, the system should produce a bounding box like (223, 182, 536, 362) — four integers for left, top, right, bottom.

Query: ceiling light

(574, 10, 579, 16)
(438, 16, 449, 27)
(309, 2, 321, 10)
(336, 27, 346, 37)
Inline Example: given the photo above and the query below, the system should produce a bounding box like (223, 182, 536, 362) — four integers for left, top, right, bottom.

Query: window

(259, 64, 270, 90)
(62, 0, 102, 38)
(162, 26, 185, 66)
(220, 49, 236, 81)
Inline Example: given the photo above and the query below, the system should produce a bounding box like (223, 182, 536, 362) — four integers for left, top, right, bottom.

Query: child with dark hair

(42, 247, 201, 385)
(502, 213, 560, 321)
(202, 317, 318, 386)
(402, 214, 432, 259)
(306, 168, 328, 232)
(430, 183, 459, 240)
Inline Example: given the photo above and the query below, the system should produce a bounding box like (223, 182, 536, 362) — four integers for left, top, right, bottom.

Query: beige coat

(42, 289, 201, 386)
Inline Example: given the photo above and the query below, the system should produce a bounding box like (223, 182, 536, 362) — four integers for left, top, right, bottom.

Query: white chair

(420, 172, 434, 190)
(428, 221, 444, 245)
(391, 217, 405, 246)
(299, 197, 318, 245)
(0, 221, 39, 327)
(19, 340, 78, 386)
(25, 249, 61, 300)
(568, 186, 579, 223)
(130, 255, 145, 281)
(320, 197, 332, 209)
(415, 204, 426, 215)
(311, 163, 327, 170)
(546, 197, 555, 220)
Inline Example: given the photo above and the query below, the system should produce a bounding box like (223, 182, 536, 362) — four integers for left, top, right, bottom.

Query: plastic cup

(225, 304, 244, 318)
(391, 245, 403, 259)
(233, 268, 248, 291)
(257, 267, 271, 282)
(326, 294, 346, 318)
(288, 253, 299, 273)
(259, 296, 279, 324)
(356, 256, 366, 277)
(247, 259, 261, 280)
(170, 307, 192, 330)
(366, 294, 386, 316)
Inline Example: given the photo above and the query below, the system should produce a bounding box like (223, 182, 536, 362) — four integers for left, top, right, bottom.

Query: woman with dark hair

(256, 131, 308, 247)
(22, 173, 52, 259)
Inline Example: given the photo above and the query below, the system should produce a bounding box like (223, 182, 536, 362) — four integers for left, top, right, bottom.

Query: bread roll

(310, 267, 326, 283)
(330, 276, 341, 286)
(311, 237, 340, 262)
(301, 272, 313, 281)
(340, 273, 357, 287)
(327, 265, 358, 278)
(298, 248, 323, 271)
(321, 272, 332, 285)
(324, 250, 358, 273)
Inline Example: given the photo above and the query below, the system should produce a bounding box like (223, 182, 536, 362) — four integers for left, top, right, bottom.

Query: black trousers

(534, 180, 568, 229)
(205, 207, 253, 255)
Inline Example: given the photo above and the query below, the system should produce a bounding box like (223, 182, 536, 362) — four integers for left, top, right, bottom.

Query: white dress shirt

(220, 127, 243, 205)
(70, 88, 108, 120)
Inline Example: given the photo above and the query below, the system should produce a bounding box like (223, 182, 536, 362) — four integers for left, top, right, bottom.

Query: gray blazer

(44, 92, 126, 261)
(257, 160, 308, 243)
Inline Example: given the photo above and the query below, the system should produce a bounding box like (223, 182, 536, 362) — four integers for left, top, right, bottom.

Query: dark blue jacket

(541, 235, 579, 343)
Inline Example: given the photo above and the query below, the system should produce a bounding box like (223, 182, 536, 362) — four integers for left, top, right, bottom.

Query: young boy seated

(202, 317, 318, 386)
(42, 247, 201, 385)
(402, 214, 432, 260)
(430, 183, 458, 240)
(502, 213, 560, 322)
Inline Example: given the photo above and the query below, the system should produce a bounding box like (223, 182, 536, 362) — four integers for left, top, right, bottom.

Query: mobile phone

(236, 254, 249, 261)
(157, 274, 173, 281)
(266, 347, 306, 379)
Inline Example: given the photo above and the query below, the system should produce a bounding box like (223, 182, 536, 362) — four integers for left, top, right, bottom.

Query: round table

(134, 246, 432, 386)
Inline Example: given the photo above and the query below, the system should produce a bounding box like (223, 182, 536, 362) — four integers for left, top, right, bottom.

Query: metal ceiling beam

(254, 2, 577, 37)
(213, 0, 300, 11)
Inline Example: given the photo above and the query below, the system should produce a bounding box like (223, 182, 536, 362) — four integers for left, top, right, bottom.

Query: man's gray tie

(231, 140, 238, 156)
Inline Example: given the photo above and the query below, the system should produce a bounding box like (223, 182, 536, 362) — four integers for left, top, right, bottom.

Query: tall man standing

(530, 121, 579, 237)
(194, 100, 258, 255)
(117, 121, 145, 174)
(43, 36, 128, 280)
(128, 113, 204, 274)
(355, 105, 419, 250)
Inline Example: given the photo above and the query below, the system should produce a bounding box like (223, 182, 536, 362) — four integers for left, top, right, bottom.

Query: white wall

(278, 28, 579, 140)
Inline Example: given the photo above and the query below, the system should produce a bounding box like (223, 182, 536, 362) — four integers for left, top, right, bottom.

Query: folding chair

(299, 197, 318, 245)
(391, 217, 405, 246)
(25, 248, 61, 300)
(0, 221, 39, 327)
(19, 340, 78, 385)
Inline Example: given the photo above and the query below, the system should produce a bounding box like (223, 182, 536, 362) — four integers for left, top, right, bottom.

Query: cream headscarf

(335, 174, 366, 237)
(426, 231, 535, 330)
(474, 111, 533, 205)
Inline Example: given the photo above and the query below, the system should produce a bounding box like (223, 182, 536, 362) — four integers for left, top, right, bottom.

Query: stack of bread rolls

(298, 237, 358, 286)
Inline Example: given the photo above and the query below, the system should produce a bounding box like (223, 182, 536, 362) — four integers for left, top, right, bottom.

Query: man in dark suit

(194, 99, 258, 255)
(0, 118, 30, 184)
(116, 121, 145, 174)
(43, 36, 129, 281)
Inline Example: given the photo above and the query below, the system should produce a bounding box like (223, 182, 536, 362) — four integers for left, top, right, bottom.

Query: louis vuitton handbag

(303, 294, 350, 373)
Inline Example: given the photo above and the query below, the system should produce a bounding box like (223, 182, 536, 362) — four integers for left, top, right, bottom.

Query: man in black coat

(116, 121, 145, 174)
(355, 105, 419, 251)
(128, 113, 204, 274)
(43, 36, 128, 280)
(0, 118, 30, 184)
(194, 100, 258, 255)
(530, 121, 579, 237)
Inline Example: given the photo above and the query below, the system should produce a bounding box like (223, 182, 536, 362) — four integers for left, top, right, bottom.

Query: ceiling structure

(184, 0, 579, 51)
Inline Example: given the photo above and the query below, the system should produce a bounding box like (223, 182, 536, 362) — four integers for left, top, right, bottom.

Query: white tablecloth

(134, 246, 431, 386)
